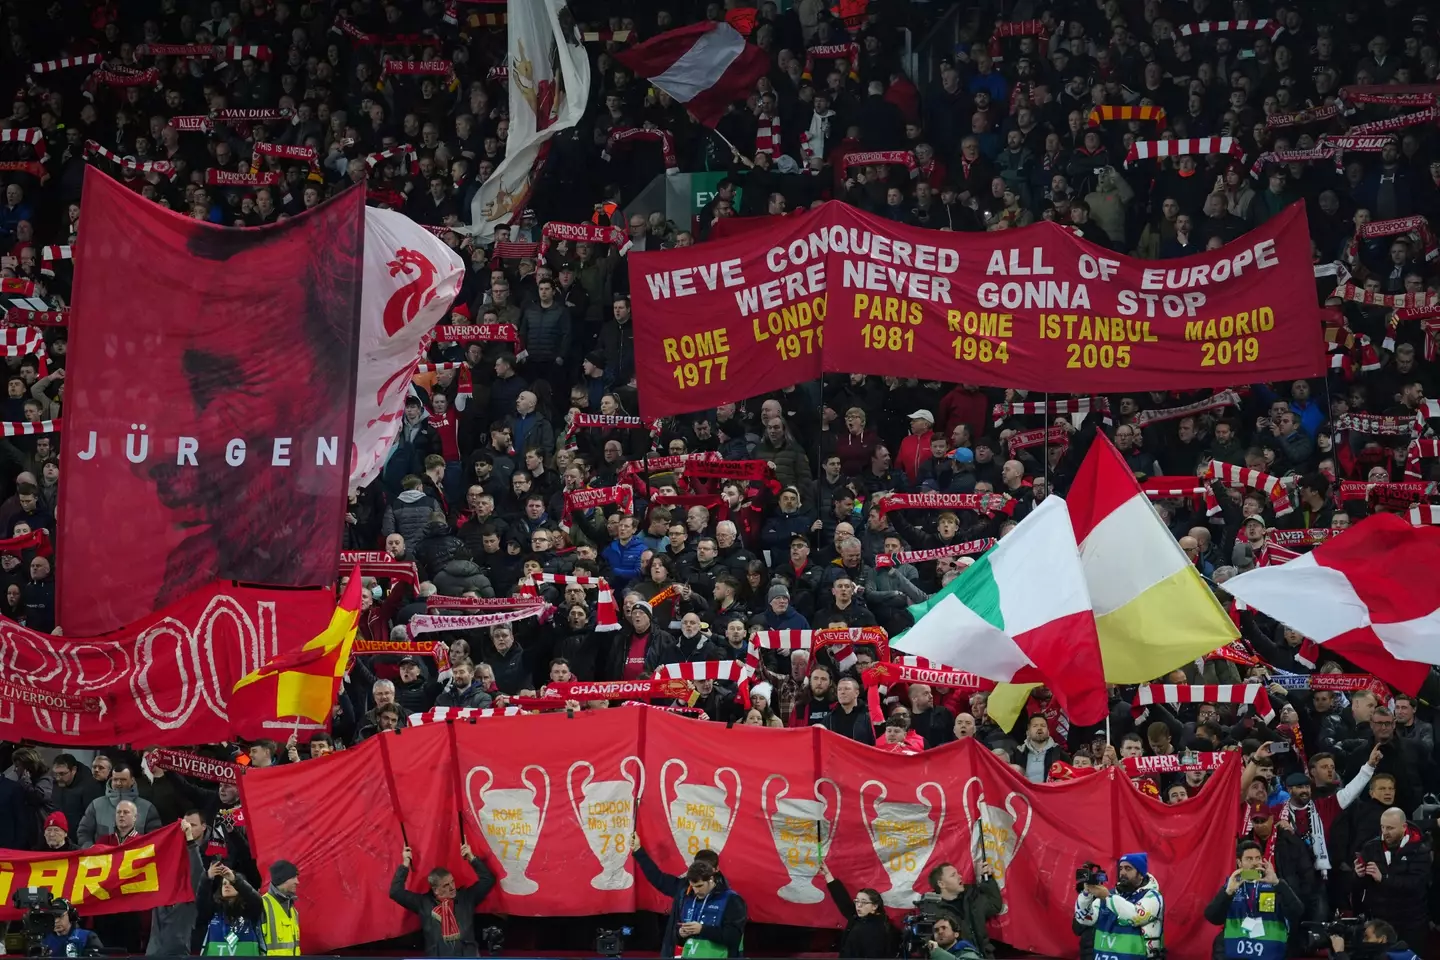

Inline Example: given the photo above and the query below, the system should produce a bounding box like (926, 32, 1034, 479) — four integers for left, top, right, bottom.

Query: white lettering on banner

(567, 758, 645, 891)
(976, 282, 1092, 311)
(762, 774, 841, 904)
(467, 764, 550, 895)
(0, 594, 275, 738)
(961, 778, 1032, 913)
(735, 264, 827, 313)
(861, 780, 945, 908)
(72, 431, 340, 468)
(1115, 290, 1208, 317)
(645, 259, 746, 299)
(661, 759, 740, 861)
(1139, 238, 1279, 289)
(983, 248, 1055, 275)
(840, 261, 952, 302)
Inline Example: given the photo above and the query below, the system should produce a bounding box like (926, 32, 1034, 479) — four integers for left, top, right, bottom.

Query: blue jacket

(763, 607, 810, 631)
(1288, 399, 1325, 441)
(603, 535, 647, 585)
(43, 928, 101, 957)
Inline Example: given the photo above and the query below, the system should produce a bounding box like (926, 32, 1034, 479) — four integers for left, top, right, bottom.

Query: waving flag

(1221, 514, 1439, 693)
(895, 497, 1108, 724)
(616, 22, 769, 126)
(231, 568, 363, 722)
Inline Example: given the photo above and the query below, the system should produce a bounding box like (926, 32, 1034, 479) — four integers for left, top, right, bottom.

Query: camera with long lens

(1075, 862, 1109, 894)
(12, 887, 67, 956)
(596, 925, 631, 957)
(898, 893, 944, 956)
(1300, 915, 1367, 954)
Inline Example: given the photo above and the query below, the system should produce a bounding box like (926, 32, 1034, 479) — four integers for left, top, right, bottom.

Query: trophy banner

(241, 710, 1242, 959)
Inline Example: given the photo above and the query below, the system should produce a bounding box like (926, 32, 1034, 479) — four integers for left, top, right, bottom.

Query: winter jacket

(828, 878, 892, 957)
(934, 878, 1003, 958)
(506, 412, 555, 458)
(383, 418, 442, 494)
(754, 434, 815, 490)
(389, 856, 496, 957)
(518, 301, 572, 362)
(1358, 825, 1432, 924)
(382, 489, 441, 549)
(602, 535, 647, 586)
(148, 839, 207, 956)
(55, 777, 104, 843)
(634, 848, 747, 959)
(483, 645, 530, 695)
(761, 509, 815, 556)
(78, 781, 163, 847)
(434, 680, 494, 710)
(414, 522, 465, 580)
(433, 559, 495, 597)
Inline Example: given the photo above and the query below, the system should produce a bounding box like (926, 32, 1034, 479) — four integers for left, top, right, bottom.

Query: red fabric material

(242, 713, 1242, 957)
(0, 822, 192, 918)
(57, 169, 362, 633)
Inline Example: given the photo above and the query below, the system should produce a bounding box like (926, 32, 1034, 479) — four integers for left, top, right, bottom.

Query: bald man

(1356, 807, 1431, 950)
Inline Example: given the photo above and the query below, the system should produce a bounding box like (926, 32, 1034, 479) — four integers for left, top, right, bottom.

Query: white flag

(351, 208, 464, 490)
(467, 0, 592, 238)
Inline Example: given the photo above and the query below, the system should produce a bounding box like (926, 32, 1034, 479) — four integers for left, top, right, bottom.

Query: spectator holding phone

(1203, 840, 1302, 960)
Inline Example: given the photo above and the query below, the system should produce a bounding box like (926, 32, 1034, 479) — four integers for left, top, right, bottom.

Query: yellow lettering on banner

(944, 311, 1011, 365)
(1064, 344, 1132, 370)
(1044, 314, 1158, 343)
(26, 859, 69, 899)
(118, 846, 158, 894)
(71, 856, 113, 905)
(665, 327, 732, 390)
(1182, 305, 1271, 367)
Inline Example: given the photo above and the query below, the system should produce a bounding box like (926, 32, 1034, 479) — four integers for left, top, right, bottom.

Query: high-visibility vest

(830, 0, 868, 31)
(592, 200, 618, 225)
(260, 892, 301, 955)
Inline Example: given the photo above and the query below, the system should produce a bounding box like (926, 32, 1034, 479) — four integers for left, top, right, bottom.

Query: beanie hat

(584, 350, 606, 369)
(1118, 852, 1148, 877)
(270, 859, 299, 886)
(751, 681, 774, 705)
(632, 600, 653, 619)
(44, 811, 67, 833)
(767, 583, 790, 602)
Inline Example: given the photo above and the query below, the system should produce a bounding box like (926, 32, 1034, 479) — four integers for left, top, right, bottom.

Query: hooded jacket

(383, 489, 440, 548)
(78, 781, 162, 847)
(1358, 824, 1432, 922)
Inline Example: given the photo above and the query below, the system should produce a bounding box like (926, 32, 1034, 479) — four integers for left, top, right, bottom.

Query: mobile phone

(1268, 741, 1290, 754)
(1239, 869, 1262, 882)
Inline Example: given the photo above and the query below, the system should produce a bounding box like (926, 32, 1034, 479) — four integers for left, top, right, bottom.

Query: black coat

(827, 878, 892, 958)
(634, 848, 747, 959)
(389, 856, 496, 957)
(1358, 827, 1432, 924)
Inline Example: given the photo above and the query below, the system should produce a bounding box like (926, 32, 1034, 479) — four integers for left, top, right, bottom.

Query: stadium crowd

(3, 0, 1440, 956)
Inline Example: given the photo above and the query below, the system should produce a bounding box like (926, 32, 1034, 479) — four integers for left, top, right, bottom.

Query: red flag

(616, 22, 769, 126)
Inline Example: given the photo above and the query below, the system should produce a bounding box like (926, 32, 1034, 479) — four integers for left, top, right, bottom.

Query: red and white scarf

(382, 59, 456, 87)
(83, 65, 161, 94)
(993, 395, 1110, 427)
(252, 141, 319, 171)
(1132, 389, 1241, 427)
(1267, 528, 1332, 548)
(1332, 412, 1420, 438)
(0, 128, 46, 161)
(559, 484, 634, 534)
(1176, 19, 1281, 39)
(0, 327, 45, 358)
(434, 323, 516, 343)
(38, 245, 71, 277)
(1249, 145, 1343, 179)
(365, 143, 419, 176)
(1121, 752, 1227, 777)
(679, 459, 771, 482)
(206, 168, 281, 186)
(409, 706, 524, 724)
(30, 54, 102, 74)
(563, 412, 661, 449)
(1319, 134, 1396, 153)
(987, 20, 1049, 60)
(1132, 683, 1274, 722)
(0, 419, 59, 436)
(84, 140, 176, 179)
(1265, 105, 1341, 128)
(1410, 504, 1440, 525)
(1330, 283, 1435, 311)
(755, 116, 782, 157)
(406, 604, 545, 637)
(1338, 480, 1437, 506)
(1, 308, 66, 327)
(212, 107, 293, 123)
(1338, 84, 1440, 108)
(1351, 214, 1439, 263)
(538, 221, 632, 257)
(525, 572, 621, 631)
(603, 127, 678, 174)
(875, 491, 1013, 516)
(1203, 461, 1293, 517)
(801, 42, 859, 81)
(656, 660, 755, 682)
(1346, 105, 1440, 137)
(1403, 439, 1439, 479)
(842, 150, 918, 176)
(1006, 426, 1068, 454)
(1124, 137, 1244, 168)
(873, 538, 996, 569)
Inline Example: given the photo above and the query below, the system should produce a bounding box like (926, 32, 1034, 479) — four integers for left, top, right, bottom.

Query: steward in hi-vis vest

(673, 860, 747, 958)
(260, 859, 301, 955)
(1203, 840, 1303, 960)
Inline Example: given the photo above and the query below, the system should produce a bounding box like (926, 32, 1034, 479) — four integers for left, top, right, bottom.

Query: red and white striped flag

(1132, 683, 1275, 722)
(39, 246, 72, 277)
(0, 327, 43, 357)
(1124, 137, 1244, 168)
(615, 22, 769, 127)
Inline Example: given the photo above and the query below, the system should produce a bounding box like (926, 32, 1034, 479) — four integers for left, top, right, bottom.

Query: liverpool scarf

(407, 606, 544, 637)
(1347, 106, 1440, 137)
(0, 419, 59, 436)
(1006, 426, 1069, 454)
(1250, 146, 1343, 179)
(562, 413, 660, 449)
(0, 327, 44, 358)
(30, 54, 102, 73)
(1404, 439, 1440, 479)
(0, 679, 100, 714)
(656, 660, 755, 682)
(559, 484, 635, 535)
(538, 221, 632, 257)
(874, 538, 996, 569)
(252, 141, 319, 170)
(1122, 752, 1228, 776)
(1086, 105, 1167, 129)
(987, 19, 1049, 60)
(842, 150, 918, 176)
(365, 143, 419, 176)
(206, 168, 281, 186)
(1412, 504, 1440, 525)
(1318, 134, 1396, 153)
(549, 679, 693, 702)
(0, 128, 47, 161)
(1265, 104, 1341, 128)
(1176, 19, 1281, 39)
(801, 42, 859, 81)
(1338, 84, 1440, 107)
(83, 140, 176, 179)
(755, 116, 781, 157)
(434, 323, 517, 342)
(680, 459, 770, 482)
(146, 749, 242, 784)
(993, 395, 1110, 427)
(603, 127, 678, 174)
(876, 491, 1012, 516)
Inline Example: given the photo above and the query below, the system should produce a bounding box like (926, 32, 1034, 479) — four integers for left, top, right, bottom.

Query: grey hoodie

(78, 781, 162, 846)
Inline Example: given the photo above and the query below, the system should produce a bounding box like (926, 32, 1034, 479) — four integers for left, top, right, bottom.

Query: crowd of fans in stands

(3, 0, 1440, 953)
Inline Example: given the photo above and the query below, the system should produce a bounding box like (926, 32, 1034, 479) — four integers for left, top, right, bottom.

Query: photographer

(925, 917, 984, 960)
(819, 860, 891, 959)
(1203, 840, 1302, 960)
(1074, 853, 1164, 960)
(1329, 919, 1419, 960)
(42, 899, 102, 957)
(927, 862, 1001, 958)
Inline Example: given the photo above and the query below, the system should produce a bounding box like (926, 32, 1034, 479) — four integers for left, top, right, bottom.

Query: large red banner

(0, 822, 191, 918)
(0, 583, 335, 745)
(242, 710, 1240, 957)
(629, 201, 1321, 416)
(57, 169, 364, 634)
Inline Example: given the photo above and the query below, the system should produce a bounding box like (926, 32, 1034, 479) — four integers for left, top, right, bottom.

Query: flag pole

(649, 76, 744, 159)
